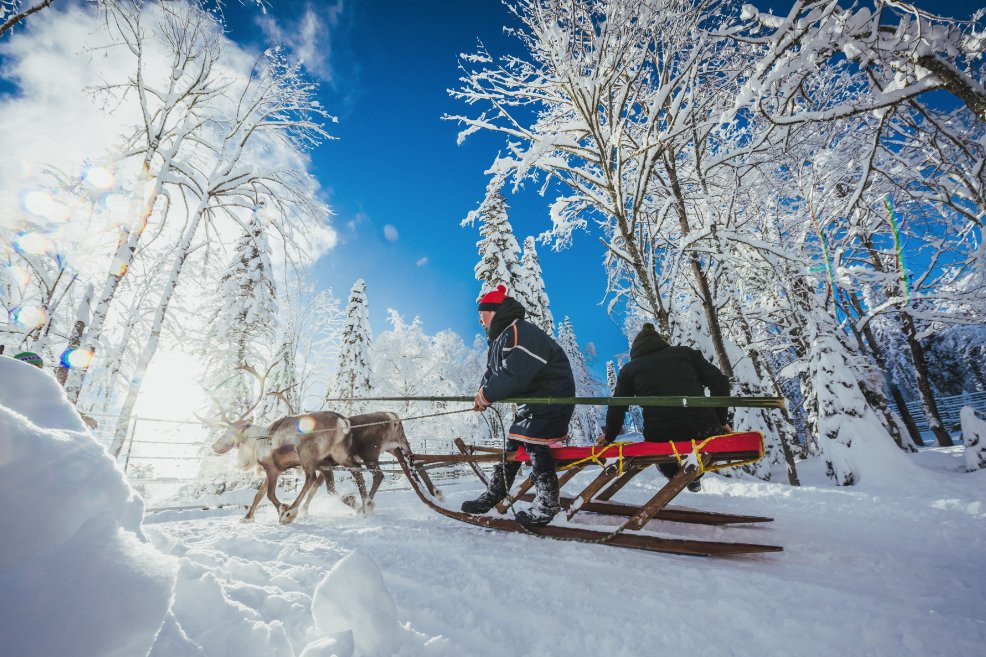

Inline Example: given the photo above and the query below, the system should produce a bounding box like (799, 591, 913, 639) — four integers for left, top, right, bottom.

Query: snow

(4, 355, 986, 656)
(961, 406, 986, 472)
(0, 356, 87, 432)
(312, 551, 403, 656)
(0, 356, 176, 657)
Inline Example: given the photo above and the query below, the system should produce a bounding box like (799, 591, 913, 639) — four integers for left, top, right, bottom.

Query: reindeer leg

(242, 478, 268, 523)
(301, 472, 323, 516)
(349, 467, 368, 514)
(282, 467, 318, 524)
(322, 467, 337, 495)
(363, 461, 385, 514)
(263, 465, 286, 519)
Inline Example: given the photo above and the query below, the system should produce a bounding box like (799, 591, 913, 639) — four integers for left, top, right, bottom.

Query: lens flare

(84, 166, 115, 190)
(21, 190, 69, 222)
(297, 415, 316, 433)
(60, 347, 94, 369)
(7, 266, 31, 287)
(21, 190, 55, 216)
(14, 306, 47, 328)
(13, 232, 51, 256)
(110, 258, 129, 276)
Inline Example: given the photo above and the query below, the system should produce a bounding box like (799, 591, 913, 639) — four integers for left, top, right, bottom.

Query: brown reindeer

(211, 411, 355, 524)
(289, 411, 445, 516)
(204, 365, 442, 522)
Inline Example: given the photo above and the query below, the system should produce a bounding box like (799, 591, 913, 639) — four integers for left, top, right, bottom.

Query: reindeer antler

(236, 362, 280, 421)
(266, 390, 298, 415)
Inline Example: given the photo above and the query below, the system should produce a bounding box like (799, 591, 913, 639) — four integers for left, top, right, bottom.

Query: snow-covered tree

(256, 323, 299, 422)
(463, 176, 532, 305)
(738, 1, 986, 123)
(199, 213, 279, 420)
(960, 406, 986, 472)
(330, 279, 373, 415)
(0, 0, 55, 39)
(556, 316, 600, 444)
(64, 0, 227, 404)
(520, 236, 554, 334)
(107, 42, 333, 456)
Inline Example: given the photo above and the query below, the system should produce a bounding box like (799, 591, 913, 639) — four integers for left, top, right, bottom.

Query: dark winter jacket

(480, 297, 575, 444)
(603, 326, 731, 443)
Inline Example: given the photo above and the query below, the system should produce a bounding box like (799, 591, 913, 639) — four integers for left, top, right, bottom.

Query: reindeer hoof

(363, 499, 376, 515)
(341, 494, 357, 509)
(279, 508, 298, 524)
(240, 516, 255, 524)
(434, 489, 445, 503)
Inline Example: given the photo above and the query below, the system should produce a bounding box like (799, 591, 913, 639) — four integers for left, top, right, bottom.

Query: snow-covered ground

(3, 355, 985, 657)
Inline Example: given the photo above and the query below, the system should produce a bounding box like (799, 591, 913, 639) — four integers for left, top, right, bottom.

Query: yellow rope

(558, 441, 631, 475)
(666, 432, 766, 473)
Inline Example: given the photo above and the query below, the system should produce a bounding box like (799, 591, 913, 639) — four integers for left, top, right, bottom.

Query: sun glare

(134, 350, 208, 421)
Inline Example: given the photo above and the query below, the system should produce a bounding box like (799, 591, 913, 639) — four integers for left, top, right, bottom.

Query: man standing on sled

(463, 284, 576, 526)
(597, 322, 732, 492)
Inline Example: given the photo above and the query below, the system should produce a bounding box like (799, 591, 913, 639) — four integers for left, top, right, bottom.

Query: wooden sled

(396, 432, 782, 557)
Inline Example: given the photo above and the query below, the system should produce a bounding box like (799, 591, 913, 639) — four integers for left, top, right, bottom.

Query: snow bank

(0, 355, 87, 431)
(312, 550, 404, 656)
(300, 633, 355, 657)
(960, 406, 986, 472)
(168, 563, 295, 657)
(0, 356, 177, 657)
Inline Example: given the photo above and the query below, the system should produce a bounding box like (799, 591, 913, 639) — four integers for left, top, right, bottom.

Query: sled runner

(396, 431, 783, 557)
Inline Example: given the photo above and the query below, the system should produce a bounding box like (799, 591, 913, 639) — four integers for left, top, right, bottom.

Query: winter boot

(461, 464, 516, 514)
(514, 471, 561, 526)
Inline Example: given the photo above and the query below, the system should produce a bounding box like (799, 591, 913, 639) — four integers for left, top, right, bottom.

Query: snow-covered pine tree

(465, 177, 532, 306)
(520, 236, 554, 334)
(961, 407, 986, 472)
(200, 213, 279, 420)
(257, 323, 299, 423)
(330, 279, 373, 415)
(556, 316, 601, 444)
(606, 360, 617, 393)
(801, 302, 912, 485)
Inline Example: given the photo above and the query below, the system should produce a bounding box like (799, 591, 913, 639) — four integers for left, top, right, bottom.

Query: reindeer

(202, 364, 356, 524)
(281, 411, 445, 517)
(203, 365, 442, 522)
(323, 411, 443, 512)
(211, 411, 355, 523)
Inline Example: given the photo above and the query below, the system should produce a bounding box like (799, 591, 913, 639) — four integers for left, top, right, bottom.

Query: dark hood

(630, 325, 669, 359)
(488, 296, 526, 342)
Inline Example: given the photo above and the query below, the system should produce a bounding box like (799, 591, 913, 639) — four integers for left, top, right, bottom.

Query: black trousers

(505, 438, 556, 479)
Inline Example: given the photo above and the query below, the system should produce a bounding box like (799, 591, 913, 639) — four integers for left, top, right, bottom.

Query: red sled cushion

(512, 431, 764, 462)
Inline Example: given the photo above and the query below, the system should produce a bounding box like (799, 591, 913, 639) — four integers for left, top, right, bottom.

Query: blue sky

(228, 0, 634, 369)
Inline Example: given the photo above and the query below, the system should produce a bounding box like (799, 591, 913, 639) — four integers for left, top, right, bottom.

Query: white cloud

(255, 2, 344, 82)
(0, 2, 338, 278)
(416, 256, 428, 267)
(383, 224, 399, 242)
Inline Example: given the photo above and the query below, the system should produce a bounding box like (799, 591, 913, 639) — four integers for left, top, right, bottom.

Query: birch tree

(108, 46, 332, 456)
(64, 0, 226, 403)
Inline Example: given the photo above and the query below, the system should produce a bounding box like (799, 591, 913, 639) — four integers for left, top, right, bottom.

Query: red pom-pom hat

(478, 284, 507, 311)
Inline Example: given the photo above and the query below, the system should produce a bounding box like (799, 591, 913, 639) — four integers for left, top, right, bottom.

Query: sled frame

(397, 435, 782, 557)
